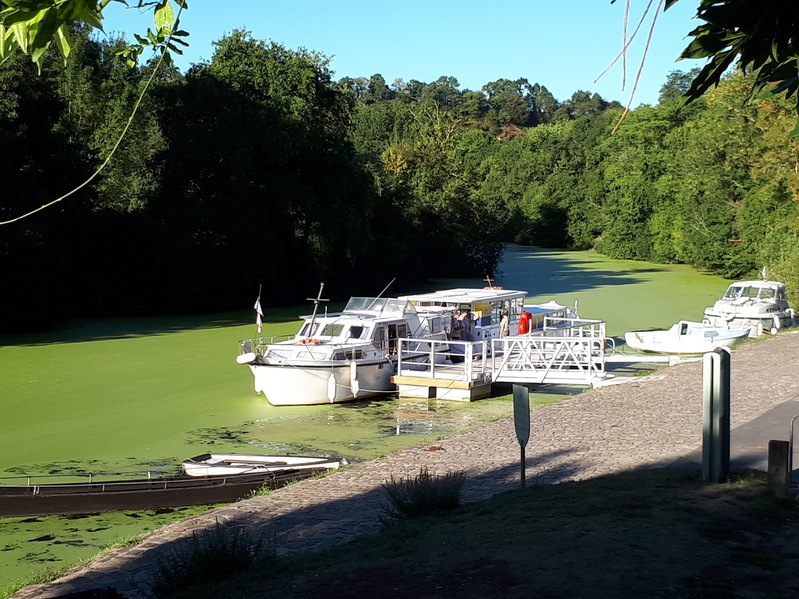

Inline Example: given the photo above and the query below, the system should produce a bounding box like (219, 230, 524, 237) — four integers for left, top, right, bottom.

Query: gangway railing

(395, 337, 491, 386)
(491, 317, 607, 386)
(395, 316, 608, 389)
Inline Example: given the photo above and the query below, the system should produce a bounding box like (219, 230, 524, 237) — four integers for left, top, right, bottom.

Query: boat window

(374, 325, 386, 350)
(349, 325, 366, 339)
(723, 286, 743, 299)
(759, 288, 775, 299)
(333, 350, 363, 360)
(298, 322, 320, 337)
(320, 323, 344, 337)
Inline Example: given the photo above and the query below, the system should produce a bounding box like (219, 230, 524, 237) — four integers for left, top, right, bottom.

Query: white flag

(254, 298, 264, 333)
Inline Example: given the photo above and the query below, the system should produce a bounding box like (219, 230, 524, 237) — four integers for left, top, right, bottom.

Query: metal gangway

(393, 317, 609, 400)
(490, 317, 607, 386)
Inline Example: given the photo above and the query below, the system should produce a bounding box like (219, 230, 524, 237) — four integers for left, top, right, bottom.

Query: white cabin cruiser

(624, 320, 750, 354)
(237, 295, 452, 405)
(703, 279, 795, 336)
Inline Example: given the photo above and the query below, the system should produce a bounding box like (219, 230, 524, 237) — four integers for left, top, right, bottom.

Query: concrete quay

(12, 331, 799, 599)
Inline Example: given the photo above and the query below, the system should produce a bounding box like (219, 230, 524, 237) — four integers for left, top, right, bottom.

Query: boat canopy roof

(400, 287, 526, 307)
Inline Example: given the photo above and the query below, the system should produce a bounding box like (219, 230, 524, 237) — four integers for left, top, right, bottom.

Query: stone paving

(12, 331, 799, 599)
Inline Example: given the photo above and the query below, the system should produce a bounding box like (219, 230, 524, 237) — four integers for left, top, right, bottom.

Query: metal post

(715, 347, 730, 481)
(702, 348, 730, 482)
(702, 352, 713, 481)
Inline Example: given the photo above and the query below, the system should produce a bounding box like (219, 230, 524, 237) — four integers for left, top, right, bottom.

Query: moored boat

(0, 468, 323, 517)
(703, 278, 795, 336)
(237, 286, 531, 406)
(624, 320, 750, 354)
(237, 293, 453, 405)
(182, 453, 341, 477)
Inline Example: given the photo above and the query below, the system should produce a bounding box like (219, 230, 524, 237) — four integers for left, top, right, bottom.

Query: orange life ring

(300, 338, 321, 345)
(518, 311, 532, 335)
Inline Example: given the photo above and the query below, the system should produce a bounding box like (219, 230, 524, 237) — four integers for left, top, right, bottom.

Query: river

(0, 246, 733, 590)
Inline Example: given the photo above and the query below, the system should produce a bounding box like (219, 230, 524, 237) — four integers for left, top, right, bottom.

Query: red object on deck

(518, 311, 532, 335)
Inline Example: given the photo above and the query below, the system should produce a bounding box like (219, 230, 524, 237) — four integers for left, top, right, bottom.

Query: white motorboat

(703, 279, 795, 336)
(237, 287, 456, 405)
(237, 286, 530, 406)
(182, 453, 341, 477)
(624, 320, 750, 354)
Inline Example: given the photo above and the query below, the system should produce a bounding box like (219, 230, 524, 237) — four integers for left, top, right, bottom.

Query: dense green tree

(482, 78, 536, 130)
(0, 49, 95, 329)
(56, 26, 167, 212)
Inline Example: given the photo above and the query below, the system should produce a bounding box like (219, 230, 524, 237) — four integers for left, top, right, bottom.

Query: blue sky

(101, 1, 703, 107)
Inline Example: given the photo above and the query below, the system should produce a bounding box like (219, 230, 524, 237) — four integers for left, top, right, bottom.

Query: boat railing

(240, 335, 295, 354)
(395, 337, 491, 384)
(543, 317, 606, 338)
(0, 469, 174, 488)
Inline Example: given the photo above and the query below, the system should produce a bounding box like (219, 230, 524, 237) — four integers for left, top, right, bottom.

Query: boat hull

(702, 312, 794, 336)
(182, 453, 341, 477)
(624, 322, 750, 354)
(250, 359, 394, 405)
(0, 469, 323, 517)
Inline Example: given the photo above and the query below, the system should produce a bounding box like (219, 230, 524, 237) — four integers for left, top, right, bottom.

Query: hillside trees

(4, 13, 799, 331)
(0, 49, 94, 329)
(147, 30, 391, 305)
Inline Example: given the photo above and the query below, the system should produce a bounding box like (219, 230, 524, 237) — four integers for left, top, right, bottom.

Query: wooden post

(768, 440, 790, 498)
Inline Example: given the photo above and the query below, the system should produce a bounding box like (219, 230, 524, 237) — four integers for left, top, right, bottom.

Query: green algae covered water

(0, 247, 734, 593)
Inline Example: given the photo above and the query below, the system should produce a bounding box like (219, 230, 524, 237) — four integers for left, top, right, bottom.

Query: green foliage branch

(0, 0, 188, 72)
(0, 0, 185, 225)
(667, 0, 799, 138)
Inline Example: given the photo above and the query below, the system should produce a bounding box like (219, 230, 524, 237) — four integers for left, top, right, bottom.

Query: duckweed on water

(0, 247, 734, 588)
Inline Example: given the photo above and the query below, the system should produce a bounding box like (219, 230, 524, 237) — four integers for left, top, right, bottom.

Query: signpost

(513, 384, 531, 487)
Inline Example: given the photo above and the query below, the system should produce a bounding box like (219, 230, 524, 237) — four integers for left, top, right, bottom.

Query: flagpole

(254, 284, 264, 334)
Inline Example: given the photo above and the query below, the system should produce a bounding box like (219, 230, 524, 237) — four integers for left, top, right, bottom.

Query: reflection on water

(235, 394, 518, 464)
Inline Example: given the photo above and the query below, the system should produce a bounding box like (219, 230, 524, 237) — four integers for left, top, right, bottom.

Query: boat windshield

(344, 297, 414, 315)
(724, 285, 777, 300)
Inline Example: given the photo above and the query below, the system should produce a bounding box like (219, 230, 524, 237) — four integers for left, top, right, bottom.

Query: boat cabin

(400, 288, 527, 343)
(293, 296, 448, 354)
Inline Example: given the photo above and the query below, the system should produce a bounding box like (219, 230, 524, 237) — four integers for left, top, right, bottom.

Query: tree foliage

(3, 4, 799, 331)
(668, 0, 799, 136)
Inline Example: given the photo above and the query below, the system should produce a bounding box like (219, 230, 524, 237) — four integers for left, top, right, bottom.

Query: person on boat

(451, 310, 463, 340)
(499, 310, 510, 338)
(461, 310, 475, 341)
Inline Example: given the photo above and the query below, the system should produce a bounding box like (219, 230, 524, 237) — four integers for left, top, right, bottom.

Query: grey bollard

(702, 347, 730, 482)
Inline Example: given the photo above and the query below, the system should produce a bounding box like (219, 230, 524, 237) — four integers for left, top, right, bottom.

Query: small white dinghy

(624, 320, 750, 354)
(182, 453, 341, 477)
